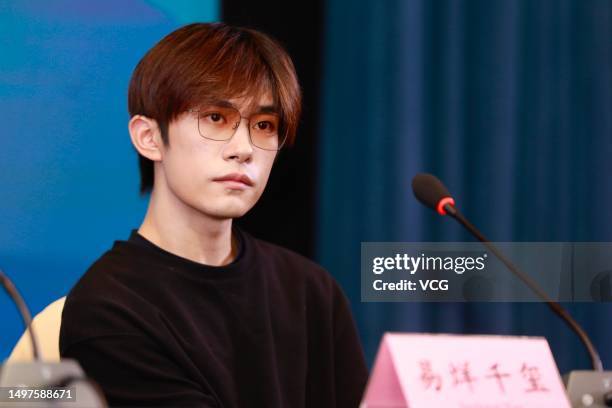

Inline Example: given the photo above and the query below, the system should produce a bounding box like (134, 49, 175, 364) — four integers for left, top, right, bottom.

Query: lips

(213, 173, 254, 187)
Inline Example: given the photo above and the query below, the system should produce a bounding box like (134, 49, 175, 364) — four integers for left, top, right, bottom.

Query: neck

(138, 184, 237, 267)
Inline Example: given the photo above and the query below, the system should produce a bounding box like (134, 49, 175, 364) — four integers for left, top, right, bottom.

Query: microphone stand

(444, 205, 603, 372)
(412, 172, 612, 406)
(442, 204, 612, 407)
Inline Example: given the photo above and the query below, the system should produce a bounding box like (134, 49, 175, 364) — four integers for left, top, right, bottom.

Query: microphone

(412, 173, 456, 216)
(411, 173, 604, 372)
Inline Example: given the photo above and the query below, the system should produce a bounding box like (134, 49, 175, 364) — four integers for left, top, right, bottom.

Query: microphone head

(411, 173, 455, 215)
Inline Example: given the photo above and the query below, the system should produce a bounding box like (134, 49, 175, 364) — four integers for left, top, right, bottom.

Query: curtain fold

(318, 0, 612, 373)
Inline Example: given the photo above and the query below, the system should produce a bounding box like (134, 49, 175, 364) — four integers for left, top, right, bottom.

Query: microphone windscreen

(411, 173, 452, 210)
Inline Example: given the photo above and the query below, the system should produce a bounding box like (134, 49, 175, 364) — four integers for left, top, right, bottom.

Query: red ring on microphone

(436, 197, 455, 215)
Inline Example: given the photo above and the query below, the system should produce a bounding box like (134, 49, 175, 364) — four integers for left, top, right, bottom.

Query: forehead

(226, 92, 275, 113)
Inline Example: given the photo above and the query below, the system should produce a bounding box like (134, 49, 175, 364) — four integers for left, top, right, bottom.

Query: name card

(361, 333, 570, 408)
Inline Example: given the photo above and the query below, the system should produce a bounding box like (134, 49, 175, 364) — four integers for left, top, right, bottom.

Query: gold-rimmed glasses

(188, 105, 286, 151)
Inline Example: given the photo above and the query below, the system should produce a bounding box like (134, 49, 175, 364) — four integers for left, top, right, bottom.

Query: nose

(223, 118, 253, 163)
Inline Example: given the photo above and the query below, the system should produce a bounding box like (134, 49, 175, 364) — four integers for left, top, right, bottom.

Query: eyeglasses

(188, 106, 286, 151)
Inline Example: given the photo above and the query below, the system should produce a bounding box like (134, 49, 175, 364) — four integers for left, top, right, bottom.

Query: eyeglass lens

(196, 106, 284, 150)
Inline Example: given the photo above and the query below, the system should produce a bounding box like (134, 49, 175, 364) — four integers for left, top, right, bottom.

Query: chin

(217, 208, 249, 219)
(202, 200, 253, 220)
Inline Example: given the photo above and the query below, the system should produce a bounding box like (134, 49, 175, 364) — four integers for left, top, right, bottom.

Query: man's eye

(255, 121, 275, 132)
(204, 112, 224, 123)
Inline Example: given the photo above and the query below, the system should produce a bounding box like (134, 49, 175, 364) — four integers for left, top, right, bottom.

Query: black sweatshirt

(59, 228, 368, 407)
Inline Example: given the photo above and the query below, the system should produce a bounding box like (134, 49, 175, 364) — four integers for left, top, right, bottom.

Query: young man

(59, 23, 368, 407)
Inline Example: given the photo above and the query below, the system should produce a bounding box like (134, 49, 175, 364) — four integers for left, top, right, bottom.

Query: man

(59, 22, 368, 407)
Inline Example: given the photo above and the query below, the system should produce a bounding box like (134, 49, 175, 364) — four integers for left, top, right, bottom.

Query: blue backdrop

(0, 0, 218, 359)
(318, 0, 612, 373)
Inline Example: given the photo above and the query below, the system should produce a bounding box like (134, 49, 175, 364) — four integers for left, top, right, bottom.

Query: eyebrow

(209, 99, 280, 115)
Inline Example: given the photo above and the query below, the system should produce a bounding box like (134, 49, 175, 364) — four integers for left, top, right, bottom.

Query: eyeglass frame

(187, 107, 288, 151)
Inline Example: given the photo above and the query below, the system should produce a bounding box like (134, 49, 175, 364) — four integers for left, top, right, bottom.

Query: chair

(7, 296, 66, 362)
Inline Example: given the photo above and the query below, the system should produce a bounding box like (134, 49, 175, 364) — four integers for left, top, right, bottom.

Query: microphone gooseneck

(411, 173, 604, 372)
(0, 268, 40, 360)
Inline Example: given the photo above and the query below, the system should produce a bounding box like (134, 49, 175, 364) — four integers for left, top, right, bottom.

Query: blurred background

(1, 0, 611, 375)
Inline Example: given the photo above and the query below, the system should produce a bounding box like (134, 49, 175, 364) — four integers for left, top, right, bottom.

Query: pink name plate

(361, 333, 570, 408)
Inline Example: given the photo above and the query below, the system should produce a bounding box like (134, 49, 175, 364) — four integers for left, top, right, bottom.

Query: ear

(128, 115, 163, 162)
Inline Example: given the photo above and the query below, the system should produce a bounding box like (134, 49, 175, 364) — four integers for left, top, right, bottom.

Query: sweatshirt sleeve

(331, 282, 369, 407)
(62, 335, 219, 407)
(60, 296, 219, 407)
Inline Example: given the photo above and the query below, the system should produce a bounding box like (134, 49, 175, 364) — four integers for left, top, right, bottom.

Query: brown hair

(128, 22, 302, 194)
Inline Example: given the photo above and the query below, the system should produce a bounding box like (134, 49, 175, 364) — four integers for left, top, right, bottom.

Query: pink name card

(361, 333, 570, 408)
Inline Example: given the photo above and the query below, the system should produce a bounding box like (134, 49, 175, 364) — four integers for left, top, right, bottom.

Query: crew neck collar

(115, 226, 248, 280)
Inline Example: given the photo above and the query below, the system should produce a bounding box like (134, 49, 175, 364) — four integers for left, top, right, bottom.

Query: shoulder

(242, 230, 343, 298)
(61, 243, 160, 347)
(65, 242, 143, 306)
(249, 233, 322, 271)
(245, 230, 325, 273)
